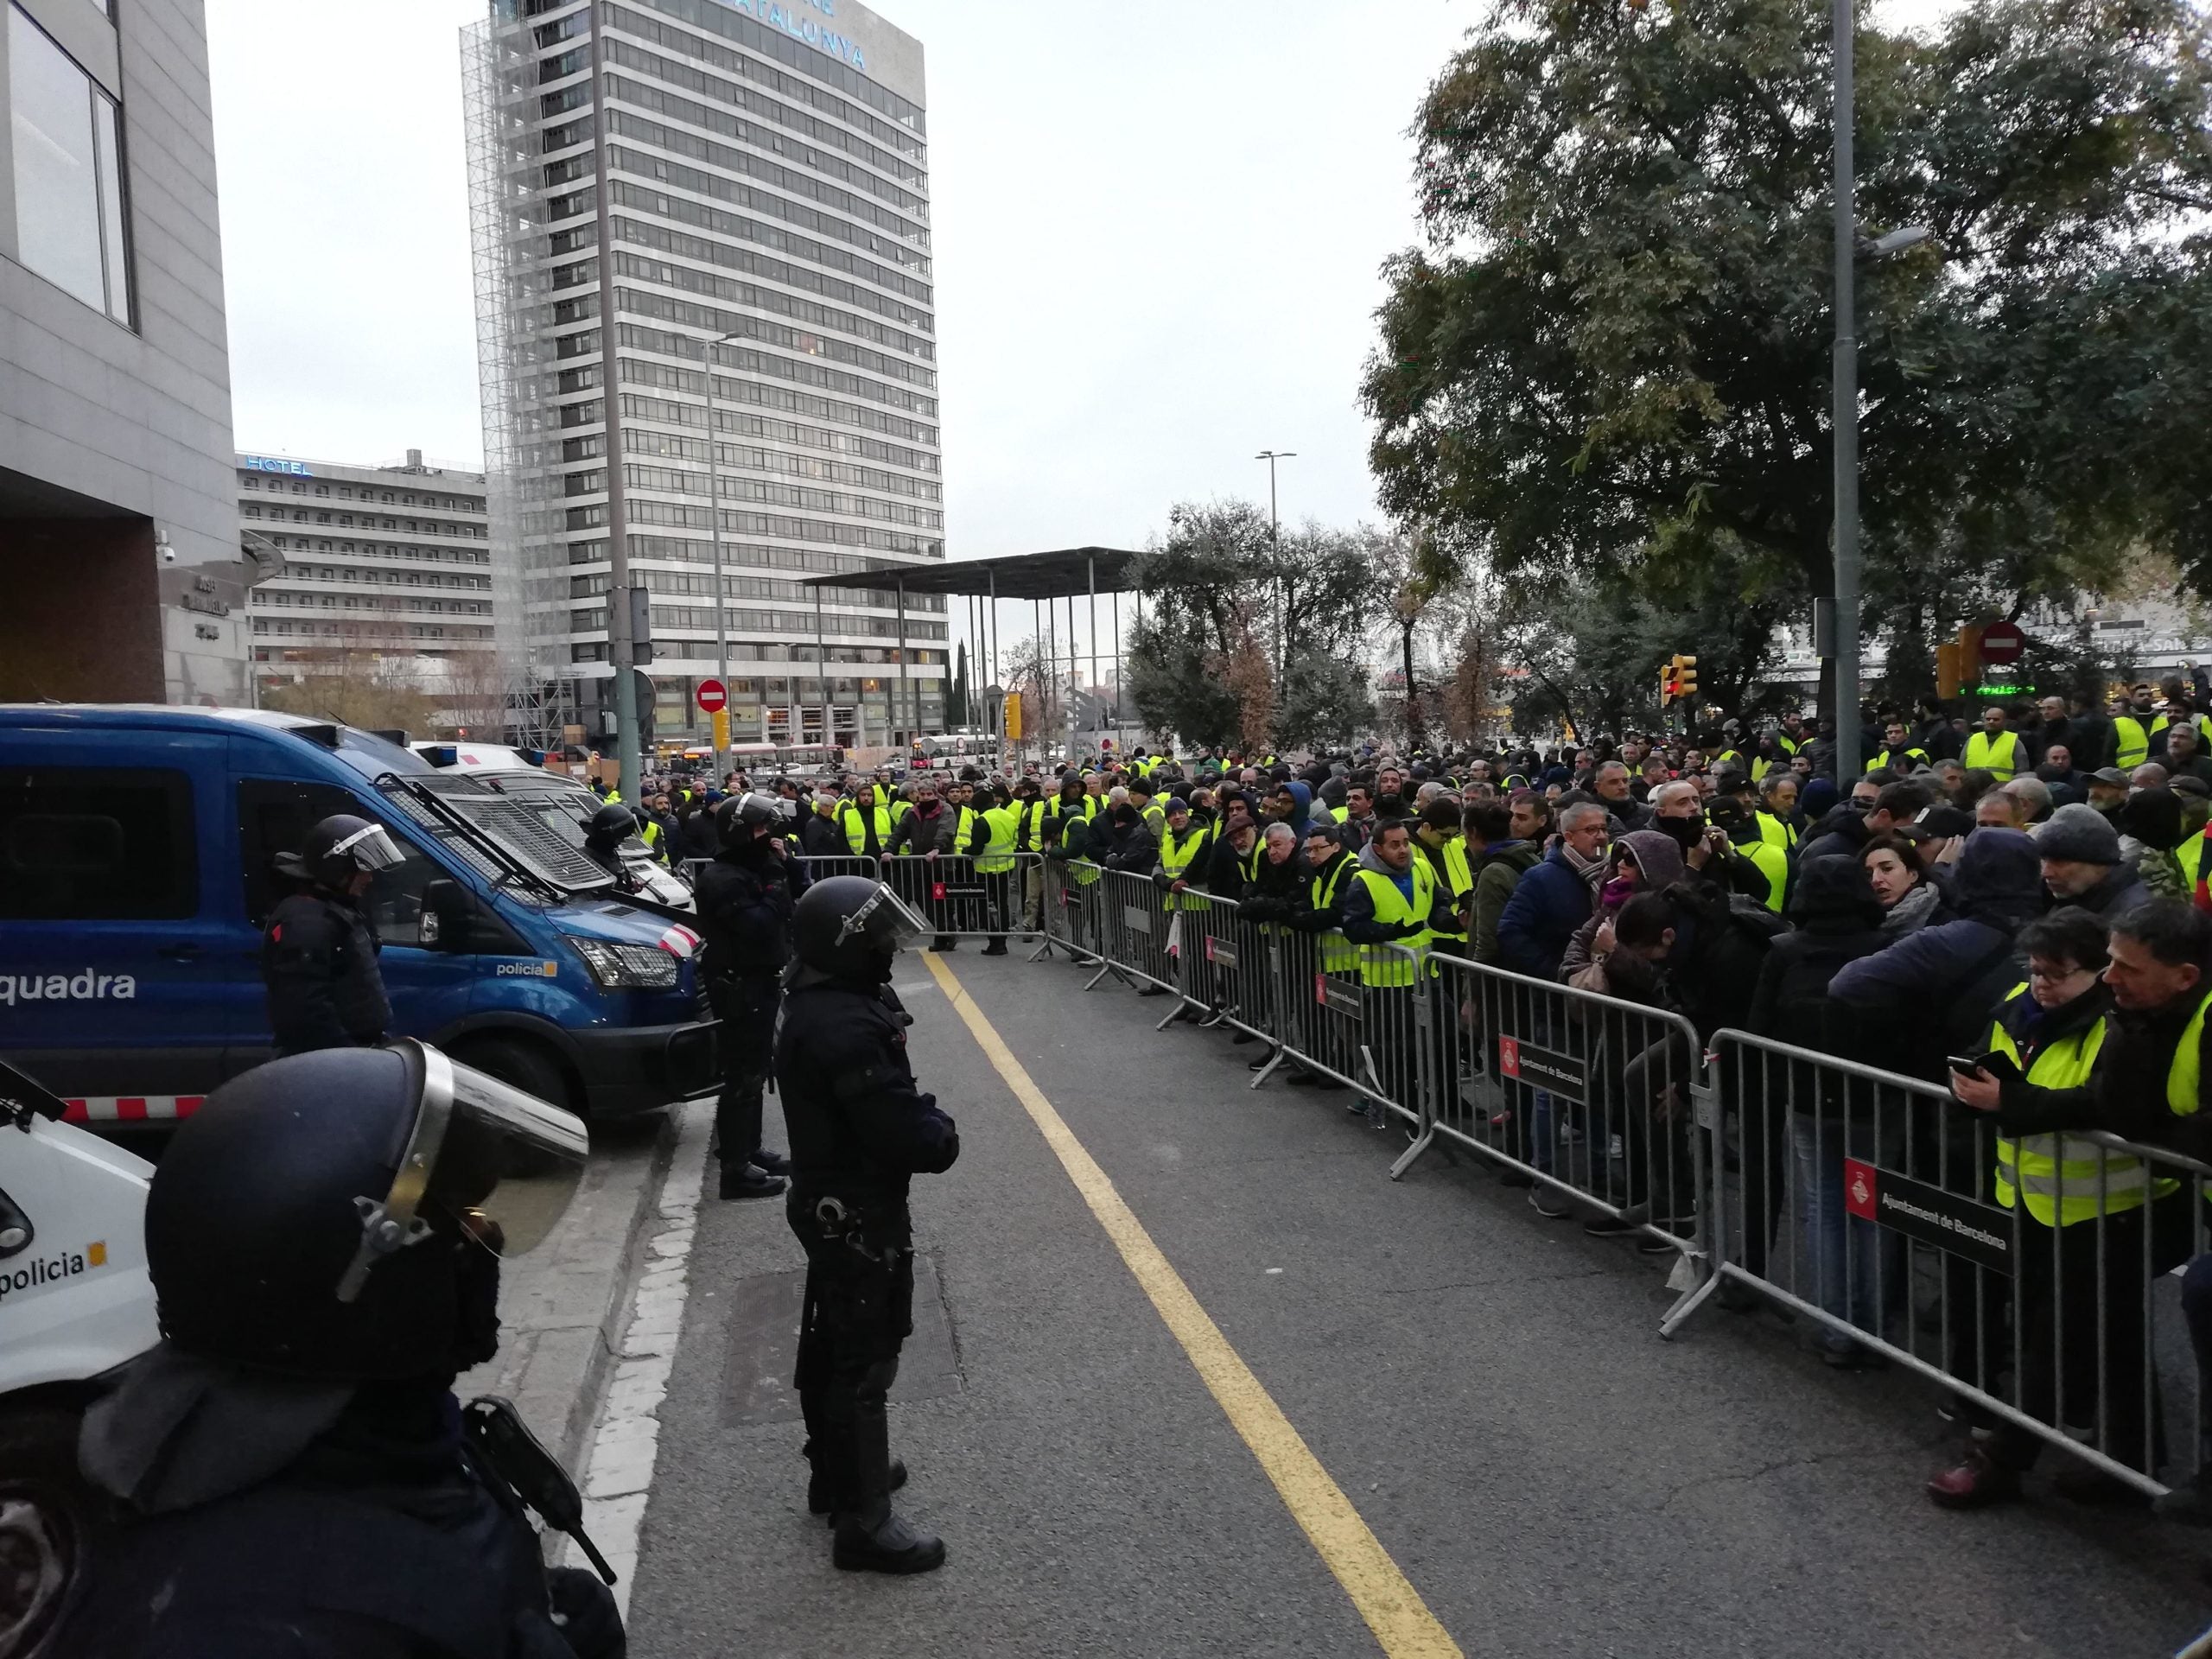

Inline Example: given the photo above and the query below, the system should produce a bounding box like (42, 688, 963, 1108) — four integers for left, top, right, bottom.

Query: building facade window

(7, 3, 132, 323)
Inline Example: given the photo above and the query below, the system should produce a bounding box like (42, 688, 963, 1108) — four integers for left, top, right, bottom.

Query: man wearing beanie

(2037, 801, 2148, 917)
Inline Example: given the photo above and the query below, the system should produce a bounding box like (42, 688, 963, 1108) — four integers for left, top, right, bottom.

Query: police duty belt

(813, 1195, 906, 1268)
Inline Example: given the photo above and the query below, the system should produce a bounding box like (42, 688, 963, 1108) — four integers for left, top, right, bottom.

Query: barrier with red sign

(1671, 1027, 2209, 1499)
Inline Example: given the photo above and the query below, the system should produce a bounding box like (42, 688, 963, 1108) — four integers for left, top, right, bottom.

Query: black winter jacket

(775, 980, 959, 1238)
(262, 890, 390, 1057)
(694, 836, 809, 980)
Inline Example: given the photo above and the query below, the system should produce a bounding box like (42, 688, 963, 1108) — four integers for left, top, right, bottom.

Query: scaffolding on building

(463, 13, 574, 749)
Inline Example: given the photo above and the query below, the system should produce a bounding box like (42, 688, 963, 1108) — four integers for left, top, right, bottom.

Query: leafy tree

(1127, 501, 1390, 748)
(1364, 0, 2212, 712)
(1277, 648, 1377, 751)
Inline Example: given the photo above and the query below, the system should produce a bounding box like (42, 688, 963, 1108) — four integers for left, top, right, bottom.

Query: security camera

(159, 545, 178, 564)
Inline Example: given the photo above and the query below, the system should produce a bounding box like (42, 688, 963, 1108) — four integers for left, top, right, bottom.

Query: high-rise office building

(237, 449, 497, 694)
(2, 0, 243, 705)
(463, 0, 946, 755)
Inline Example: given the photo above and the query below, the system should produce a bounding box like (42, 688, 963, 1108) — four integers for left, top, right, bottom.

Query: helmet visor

(337, 1040, 588, 1301)
(839, 881, 929, 955)
(333, 822, 406, 874)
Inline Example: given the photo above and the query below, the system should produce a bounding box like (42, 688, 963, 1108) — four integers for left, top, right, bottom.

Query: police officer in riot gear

(582, 801, 636, 881)
(694, 792, 810, 1200)
(776, 875, 960, 1573)
(54, 1040, 621, 1657)
(262, 813, 402, 1058)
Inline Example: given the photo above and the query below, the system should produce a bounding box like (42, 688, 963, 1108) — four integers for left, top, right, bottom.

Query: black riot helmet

(273, 814, 404, 891)
(715, 791, 783, 849)
(144, 1041, 588, 1382)
(585, 802, 635, 853)
(791, 875, 928, 983)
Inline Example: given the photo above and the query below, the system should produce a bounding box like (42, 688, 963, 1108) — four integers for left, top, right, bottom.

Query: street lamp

(1829, 0, 1937, 780)
(1256, 449, 1295, 682)
(696, 329, 741, 759)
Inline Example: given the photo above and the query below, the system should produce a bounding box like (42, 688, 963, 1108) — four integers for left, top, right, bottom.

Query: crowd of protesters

(592, 669, 2212, 1518)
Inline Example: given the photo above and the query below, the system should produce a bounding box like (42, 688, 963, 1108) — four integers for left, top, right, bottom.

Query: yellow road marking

(921, 951, 1464, 1659)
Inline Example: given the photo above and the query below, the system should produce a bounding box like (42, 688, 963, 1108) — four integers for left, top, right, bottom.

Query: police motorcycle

(0, 1045, 619, 1658)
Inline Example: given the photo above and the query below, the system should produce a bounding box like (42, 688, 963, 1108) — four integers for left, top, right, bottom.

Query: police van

(0, 706, 718, 1133)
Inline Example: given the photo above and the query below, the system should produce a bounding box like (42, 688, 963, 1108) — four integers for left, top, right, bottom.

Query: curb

(459, 1103, 684, 1473)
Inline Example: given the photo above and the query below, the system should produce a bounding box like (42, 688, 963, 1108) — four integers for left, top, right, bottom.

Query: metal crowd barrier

(878, 852, 1045, 943)
(1421, 952, 1709, 1278)
(1669, 1027, 2211, 1499)
(1071, 872, 1430, 1148)
(969, 861, 2212, 1502)
(1036, 855, 1105, 964)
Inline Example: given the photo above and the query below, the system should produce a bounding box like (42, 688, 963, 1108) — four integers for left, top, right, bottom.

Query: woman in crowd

(1859, 830, 1947, 937)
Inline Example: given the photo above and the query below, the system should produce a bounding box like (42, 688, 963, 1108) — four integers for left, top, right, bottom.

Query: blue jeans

(1789, 1114, 1896, 1353)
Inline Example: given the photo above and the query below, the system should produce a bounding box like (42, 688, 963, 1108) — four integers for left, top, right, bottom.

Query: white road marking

(569, 1096, 713, 1616)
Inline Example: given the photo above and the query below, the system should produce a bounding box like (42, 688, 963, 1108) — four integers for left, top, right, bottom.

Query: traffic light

(1002, 691, 1024, 741)
(1662, 654, 1698, 704)
(1936, 624, 1982, 700)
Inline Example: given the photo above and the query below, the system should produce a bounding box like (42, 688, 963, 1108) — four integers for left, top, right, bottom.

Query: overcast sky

(207, 0, 1957, 657)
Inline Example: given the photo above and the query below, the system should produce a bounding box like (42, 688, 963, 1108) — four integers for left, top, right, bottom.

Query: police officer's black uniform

(775, 875, 959, 1573)
(582, 801, 635, 882)
(54, 1042, 618, 1659)
(693, 795, 810, 1200)
(262, 814, 401, 1058)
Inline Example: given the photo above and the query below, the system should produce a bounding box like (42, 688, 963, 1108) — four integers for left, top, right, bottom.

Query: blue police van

(0, 706, 718, 1130)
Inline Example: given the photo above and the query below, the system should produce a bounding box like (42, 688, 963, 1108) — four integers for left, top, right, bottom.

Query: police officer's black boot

(831, 1372, 944, 1573)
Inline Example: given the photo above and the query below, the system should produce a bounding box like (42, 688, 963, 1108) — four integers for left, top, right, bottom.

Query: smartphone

(1948, 1052, 2018, 1079)
(1946, 1055, 1986, 1077)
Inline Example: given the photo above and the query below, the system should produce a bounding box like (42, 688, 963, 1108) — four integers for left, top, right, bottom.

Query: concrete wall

(0, 0, 239, 705)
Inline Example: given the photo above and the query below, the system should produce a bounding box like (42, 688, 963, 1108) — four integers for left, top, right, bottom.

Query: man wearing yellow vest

(2109, 693, 2152, 772)
(1962, 706, 2028, 782)
(1042, 772, 1103, 953)
(1937, 903, 2204, 1509)
(1338, 819, 1439, 1122)
(834, 783, 901, 860)
(974, 781, 1022, 955)
(1410, 799, 1474, 954)
(1007, 776, 1054, 933)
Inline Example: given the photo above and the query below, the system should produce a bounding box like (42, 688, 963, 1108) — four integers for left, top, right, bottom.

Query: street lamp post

(698, 330, 741, 763)
(1830, 0, 1861, 783)
(1256, 449, 1295, 683)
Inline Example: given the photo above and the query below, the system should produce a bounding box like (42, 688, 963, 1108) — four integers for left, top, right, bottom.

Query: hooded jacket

(1559, 830, 1686, 982)
(1338, 840, 1435, 943)
(1278, 780, 1313, 836)
(1829, 828, 2045, 1080)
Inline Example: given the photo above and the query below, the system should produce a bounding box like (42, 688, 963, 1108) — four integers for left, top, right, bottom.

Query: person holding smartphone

(1930, 905, 2204, 1510)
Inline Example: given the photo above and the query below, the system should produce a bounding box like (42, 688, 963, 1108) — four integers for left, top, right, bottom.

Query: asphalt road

(623, 944, 2212, 1659)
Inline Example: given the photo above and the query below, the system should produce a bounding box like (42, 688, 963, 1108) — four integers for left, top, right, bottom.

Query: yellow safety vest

(1756, 810, 1799, 855)
(1133, 798, 1166, 839)
(2180, 827, 2212, 907)
(1350, 861, 1438, 988)
(1986, 987, 2176, 1224)
(1310, 856, 1357, 971)
(1309, 802, 1339, 826)
(1417, 836, 1472, 942)
(1962, 729, 2025, 782)
(1158, 823, 1213, 910)
(1060, 811, 1100, 887)
(1741, 839, 1789, 913)
(2113, 715, 2149, 772)
(976, 804, 1019, 873)
(2164, 988, 2212, 1119)
(1870, 747, 1929, 774)
(835, 799, 898, 855)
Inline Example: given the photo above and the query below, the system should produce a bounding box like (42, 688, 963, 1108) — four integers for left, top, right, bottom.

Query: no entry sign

(696, 679, 728, 714)
(1978, 620, 2024, 665)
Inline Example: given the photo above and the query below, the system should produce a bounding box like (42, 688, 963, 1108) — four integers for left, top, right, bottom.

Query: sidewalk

(459, 1109, 679, 1470)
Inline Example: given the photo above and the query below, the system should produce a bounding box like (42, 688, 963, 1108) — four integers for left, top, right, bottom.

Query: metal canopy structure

(802, 546, 1143, 602)
(799, 548, 1149, 743)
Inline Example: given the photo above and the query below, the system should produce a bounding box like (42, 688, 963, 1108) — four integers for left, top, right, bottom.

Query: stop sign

(696, 678, 728, 714)
(1979, 620, 2025, 665)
